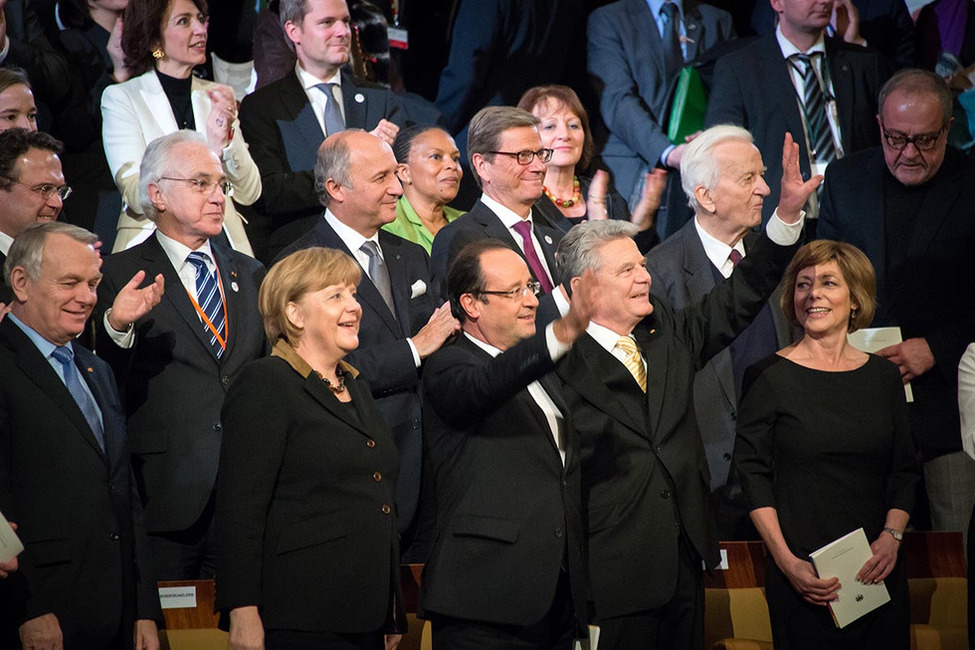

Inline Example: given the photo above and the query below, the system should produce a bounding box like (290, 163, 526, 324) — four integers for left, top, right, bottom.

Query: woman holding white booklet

(735, 240, 921, 648)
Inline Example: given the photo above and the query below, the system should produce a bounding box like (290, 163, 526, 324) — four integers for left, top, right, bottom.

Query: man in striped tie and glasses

(92, 131, 267, 581)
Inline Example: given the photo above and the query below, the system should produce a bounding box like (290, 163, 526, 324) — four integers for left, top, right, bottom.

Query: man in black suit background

(645, 125, 795, 541)
(431, 106, 563, 307)
(92, 131, 266, 580)
(420, 238, 596, 649)
(1, 222, 161, 650)
(0, 129, 67, 302)
(706, 0, 889, 230)
(240, 0, 403, 260)
(818, 69, 975, 538)
(277, 129, 458, 559)
(553, 134, 817, 649)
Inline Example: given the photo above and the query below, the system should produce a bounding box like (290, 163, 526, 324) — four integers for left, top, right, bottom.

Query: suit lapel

(2, 321, 107, 461)
(139, 73, 179, 133)
(282, 70, 327, 144)
(634, 320, 667, 436)
(683, 0, 704, 62)
(379, 232, 414, 338)
(143, 234, 222, 363)
(213, 243, 241, 362)
(342, 72, 367, 130)
(74, 345, 119, 465)
(190, 78, 212, 137)
(826, 39, 856, 152)
(629, 0, 669, 83)
(538, 370, 572, 470)
(313, 220, 401, 334)
(908, 157, 965, 259)
(762, 36, 811, 174)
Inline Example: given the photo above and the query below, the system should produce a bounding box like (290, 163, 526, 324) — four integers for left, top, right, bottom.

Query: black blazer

(0, 318, 160, 648)
(92, 233, 267, 533)
(556, 229, 799, 620)
(276, 219, 439, 537)
(239, 69, 403, 234)
(419, 332, 587, 633)
(215, 345, 404, 633)
(430, 199, 563, 297)
(706, 34, 890, 225)
(818, 146, 975, 458)
(0, 251, 10, 304)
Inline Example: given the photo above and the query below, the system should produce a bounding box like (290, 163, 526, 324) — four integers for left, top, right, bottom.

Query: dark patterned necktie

(792, 53, 837, 164)
(660, 2, 683, 79)
(187, 252, 226, 358)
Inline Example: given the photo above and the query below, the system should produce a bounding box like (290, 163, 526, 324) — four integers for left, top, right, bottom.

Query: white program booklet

(847, 327, 913, 402)
(0, 508, 24, 564)
(809, 528, 890, 628)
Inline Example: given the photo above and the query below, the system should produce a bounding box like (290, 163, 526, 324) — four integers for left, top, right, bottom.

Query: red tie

(729, 249, 743, 267)
(511, 220, 554, 293)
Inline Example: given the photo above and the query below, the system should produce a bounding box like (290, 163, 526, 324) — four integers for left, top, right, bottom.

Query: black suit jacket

(0, 318, 160, 648)
(276, 219, 438, 538)
(216, 347, 405, 633)
(239, 69, 403, 251)
(419, 332, 587, 632)
(706, 34, 889, 225)
(430, 199, 563, 297)
(0, 251, 10, 304)
(588, 0, 735, 201)
(556, 229, 799, 619)
(818, 146, 975, 458)
(92, 233, 267, 534)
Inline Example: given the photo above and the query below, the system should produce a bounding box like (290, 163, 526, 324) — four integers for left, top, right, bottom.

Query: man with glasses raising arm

(91, 130, 266, 581)
(431, 106, 563, 302)
(819, 69, 975, 538)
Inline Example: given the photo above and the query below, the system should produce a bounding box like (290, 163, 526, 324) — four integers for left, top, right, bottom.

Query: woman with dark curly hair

(101, 0, 261, 255)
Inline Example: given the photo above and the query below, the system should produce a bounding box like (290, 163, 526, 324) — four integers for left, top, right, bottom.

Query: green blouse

(382, 196, 463, 254)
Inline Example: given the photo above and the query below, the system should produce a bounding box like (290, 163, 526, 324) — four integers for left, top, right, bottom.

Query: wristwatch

(883, 527, 903, 542)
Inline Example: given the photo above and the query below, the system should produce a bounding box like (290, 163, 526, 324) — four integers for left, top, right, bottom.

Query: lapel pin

(87, 367, 94, 373)
(544, 235, 553, 244)
(355, 93, 365, 103)
(230, 270, 238, 278)
(231, 281, 239, 292)
(687, 23, 697, 31)
(650, 329, 656, 335)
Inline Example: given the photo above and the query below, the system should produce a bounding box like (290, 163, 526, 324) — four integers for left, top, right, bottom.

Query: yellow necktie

(616, 336, 647, 393)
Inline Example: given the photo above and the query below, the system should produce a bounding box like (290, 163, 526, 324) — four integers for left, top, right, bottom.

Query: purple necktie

(511, 220, 554, 293)
(729, 249, 743, 267)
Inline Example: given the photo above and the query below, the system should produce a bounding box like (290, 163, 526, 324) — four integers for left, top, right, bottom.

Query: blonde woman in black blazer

(216, 247, 405, 650)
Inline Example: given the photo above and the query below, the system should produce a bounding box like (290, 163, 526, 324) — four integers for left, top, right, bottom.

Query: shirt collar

(464, 330, 503, 358)
(586, 321, 633, 353)
(8, 312, 59, 357)
(647, 0, 685, 20)
(0, 229, 13, 256)
(775, 24, 826, 58)
(155, 230, 215, 271)
(479, 193, 536, 230)
(295, 61, 342, 91)
(693, 216, 745, 271)
(270, 338, 359, 379)
(324, 209, 380, 255)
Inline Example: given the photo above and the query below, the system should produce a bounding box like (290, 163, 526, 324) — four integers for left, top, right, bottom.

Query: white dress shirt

(296, 63, 346, 138)
(694, 217, 747, 279)
(479, 193, 557, 288)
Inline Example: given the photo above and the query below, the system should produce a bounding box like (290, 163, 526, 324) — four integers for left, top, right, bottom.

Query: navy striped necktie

(187, 251, 226, 358)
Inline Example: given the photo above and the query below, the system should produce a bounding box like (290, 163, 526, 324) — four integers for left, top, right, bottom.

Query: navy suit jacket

(818, 146, 975, 458)
(645, 221, 793, 491)
(0, 318, 160, 647)
(430, 199, 563, 297)
(93, 234, 267, 534)
(276, 219, 439, 537)
(239, 70, 403, 250)
(588, 0, 735, 201)
(706, 34, 889, 225)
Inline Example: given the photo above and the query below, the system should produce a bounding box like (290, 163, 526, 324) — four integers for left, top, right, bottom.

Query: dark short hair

(391, 124, 450, 164)
(780, 240, 877, 333)
(0, 67, 31, 95)
(123, 0, 209, 76)
(0, 129, 63, 192)
(467, 106, 539, 189)
(517, 84, 595, 171)
(879, 68, 953, 125)
(447, 238, 518, 322)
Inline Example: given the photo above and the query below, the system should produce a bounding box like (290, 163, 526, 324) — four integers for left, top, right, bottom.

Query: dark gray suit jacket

(588, 0, 735, 201)
(645, 220, 792, 491)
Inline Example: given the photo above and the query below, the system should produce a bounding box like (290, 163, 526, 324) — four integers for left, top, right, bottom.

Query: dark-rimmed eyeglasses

(486, 149, 554, 165)
(880, 124, 946, 151)
(159, 177, 234, 196)
(6, 178, 72, 200)
(476, 282, 542, 300)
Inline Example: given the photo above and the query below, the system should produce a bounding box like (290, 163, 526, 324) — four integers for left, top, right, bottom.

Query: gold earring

(152, 48, 165, 60)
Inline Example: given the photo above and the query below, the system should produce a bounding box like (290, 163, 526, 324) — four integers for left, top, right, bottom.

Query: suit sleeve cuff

(766, 209, 805, 246)
(660, 144, 676, 168)
(545, 323, 571, 362)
